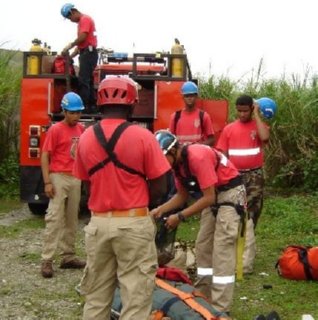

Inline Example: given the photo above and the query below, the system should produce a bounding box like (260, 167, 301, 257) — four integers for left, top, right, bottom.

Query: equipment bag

(276, 245, 318, 280)
(52, 55, 75, 75)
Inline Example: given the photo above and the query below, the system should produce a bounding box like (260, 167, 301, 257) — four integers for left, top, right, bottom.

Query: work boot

(266, 311, 281, 320)
(60, 257, 86, 269)
(254, 315, 266, 320)
(41, 260, 53, 278)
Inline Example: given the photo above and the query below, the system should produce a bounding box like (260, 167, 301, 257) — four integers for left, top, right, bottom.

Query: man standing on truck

(216, 94, 270, 274)
(73, 76, 170, 320)
(61, 3, 98, 113)
(169, 81, 215, 146)
(40, 92, 86, 278)
(152, 130, 246, 317)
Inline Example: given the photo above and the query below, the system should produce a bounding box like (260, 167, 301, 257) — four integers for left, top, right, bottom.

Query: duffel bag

(276, 245, 318, 280)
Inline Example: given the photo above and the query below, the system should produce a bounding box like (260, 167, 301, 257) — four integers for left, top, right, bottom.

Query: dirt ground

(0, 205, 87, 320)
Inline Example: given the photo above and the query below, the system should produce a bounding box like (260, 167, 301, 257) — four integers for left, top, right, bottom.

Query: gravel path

(0, 205, 87, 320)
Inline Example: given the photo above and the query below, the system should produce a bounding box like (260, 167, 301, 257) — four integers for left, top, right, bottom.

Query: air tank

(27, 39, 43, 75)
(171, 39, 184, 77)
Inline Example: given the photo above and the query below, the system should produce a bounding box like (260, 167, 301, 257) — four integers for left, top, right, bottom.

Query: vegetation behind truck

(20, 46, 228, 215)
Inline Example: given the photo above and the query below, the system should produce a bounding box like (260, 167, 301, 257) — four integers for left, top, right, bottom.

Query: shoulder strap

(199, 110, 205, 133)
(155, 278, 220, 320)
(173, 110, 182, 133)
(180, 145, 192, 178)
(88, 122, 146, 179)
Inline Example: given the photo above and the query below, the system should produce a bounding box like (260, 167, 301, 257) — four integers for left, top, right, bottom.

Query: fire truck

(20, 47, 228, 215)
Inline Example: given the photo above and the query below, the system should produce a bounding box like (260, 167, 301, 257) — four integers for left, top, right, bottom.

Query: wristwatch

(177, 212, 186, 222)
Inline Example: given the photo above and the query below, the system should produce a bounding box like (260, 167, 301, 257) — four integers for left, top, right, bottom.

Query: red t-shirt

(169, 108, 214, 144)
(73, 119, 171, 212)
(77, 14, 97, 49)
(42, 121, 84, 172)
(174, 144, 239, 190)
(216, 119, 267, 170)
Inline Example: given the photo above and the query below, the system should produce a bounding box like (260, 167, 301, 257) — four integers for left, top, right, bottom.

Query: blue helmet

(155, 130, 178, 155)
(256, 97, 277, 119)
(61, 3, 75, 18)
(181, 81, 198, 95)
(61, 92, 84, 111)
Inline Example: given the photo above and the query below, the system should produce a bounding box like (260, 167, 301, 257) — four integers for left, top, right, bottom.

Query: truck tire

(28, 203, 48, 215)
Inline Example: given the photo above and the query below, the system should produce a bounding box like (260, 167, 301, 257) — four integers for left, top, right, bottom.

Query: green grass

(0, 217, 44, 238)
(177, 193, 318, 319)
(0, 198, 23, 217)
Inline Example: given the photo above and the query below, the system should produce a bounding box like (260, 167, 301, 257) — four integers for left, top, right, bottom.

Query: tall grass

(0, 48, 21, 197)
(199, 61, 318, 191)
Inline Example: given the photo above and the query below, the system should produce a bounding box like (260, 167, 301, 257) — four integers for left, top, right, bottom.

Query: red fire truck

(20, 49, 228, 214)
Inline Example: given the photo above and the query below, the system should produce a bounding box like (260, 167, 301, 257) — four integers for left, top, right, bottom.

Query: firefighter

(166, 80, 215, 202)
(151, 130, 246, 316)
(61, 3, 98, 113)
(169, 81, 215, 146)
(72, 76, 170, 320)
(216, 94, 271, 274)
(40, 92, 86, 278)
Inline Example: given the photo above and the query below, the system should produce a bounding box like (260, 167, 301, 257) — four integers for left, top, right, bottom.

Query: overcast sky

(2, 0, 318, 80)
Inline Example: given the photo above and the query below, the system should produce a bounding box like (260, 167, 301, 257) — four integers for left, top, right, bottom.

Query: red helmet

(97, 76, 138, 106)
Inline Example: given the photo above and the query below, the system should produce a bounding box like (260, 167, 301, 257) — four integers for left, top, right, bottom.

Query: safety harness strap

(174, 109, 205, 133)
(155, 278, 222, 320)
(88, 122, 146, 179)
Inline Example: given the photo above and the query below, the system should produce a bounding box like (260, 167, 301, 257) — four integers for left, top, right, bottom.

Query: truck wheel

(28, 203, 48, 215)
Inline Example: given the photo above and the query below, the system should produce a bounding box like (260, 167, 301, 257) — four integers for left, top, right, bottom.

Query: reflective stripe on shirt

(228, 147, 260, 156)
(177, 134, 202, 143)
(197, 267, 213, 276)
(220, 153, 228, 166)
(212, 275, 235, 284)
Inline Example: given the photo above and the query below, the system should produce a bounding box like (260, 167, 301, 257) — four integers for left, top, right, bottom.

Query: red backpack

(276, 245, 318, 280)
(52, 55, 75, 75)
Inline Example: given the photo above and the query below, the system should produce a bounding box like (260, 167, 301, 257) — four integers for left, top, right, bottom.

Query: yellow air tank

(171, 39, 184, 77)
(27, 39, 43, 75)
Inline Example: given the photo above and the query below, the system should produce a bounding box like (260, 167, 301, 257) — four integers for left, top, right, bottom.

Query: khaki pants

(243, 218, 256, 274)
(241, 169, 264, 273)
(81, 215, 157, 320)
(41, 173, 81, 261)
(195, 185, 245, 313)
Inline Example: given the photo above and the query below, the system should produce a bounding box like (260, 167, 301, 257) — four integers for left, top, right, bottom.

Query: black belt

(217, 175, 243, 192)
(239, 167, 262, 173)
(79, 46, 97, 54)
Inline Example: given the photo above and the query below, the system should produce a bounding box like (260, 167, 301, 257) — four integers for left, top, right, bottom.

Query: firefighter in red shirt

(151, 130, 246, 316)
(216, 94, 271, 274)
(169, 81, 215, 146)
(40, 92, 86, 278)
(73, 77, 170, 320)
(61, 3, 98, 113)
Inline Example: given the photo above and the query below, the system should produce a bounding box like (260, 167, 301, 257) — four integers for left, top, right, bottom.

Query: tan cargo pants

(241, 169, 264, 273)
(81, 214, 157, 320)
(195, 185, 246, 313)
(41, 173, 81, 262)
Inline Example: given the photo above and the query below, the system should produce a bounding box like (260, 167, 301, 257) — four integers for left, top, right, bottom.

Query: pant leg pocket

(138, 263, 157, 298)
(80, 224, 98, 295)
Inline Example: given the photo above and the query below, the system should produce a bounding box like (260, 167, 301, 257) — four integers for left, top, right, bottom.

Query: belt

(92, 207, 149, 217)
(239, 167, 262, 173)
(54, 172, 73, 176)
(79, 46, 97, 53)
(217, 175, 243, 192)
